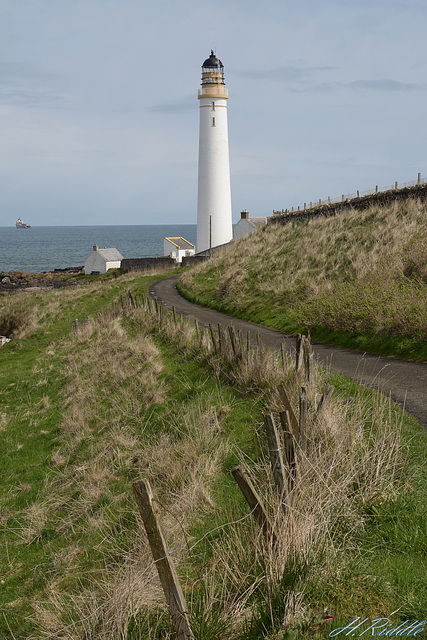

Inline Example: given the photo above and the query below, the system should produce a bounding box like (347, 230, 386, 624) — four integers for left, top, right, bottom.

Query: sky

(1, 0, 426, 226)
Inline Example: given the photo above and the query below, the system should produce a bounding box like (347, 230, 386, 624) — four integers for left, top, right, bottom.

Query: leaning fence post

(299, 386, 308, 452)
(263, 413, 287, 514)
(133, 480, 194, 640)
(312, 385, 335, 432)
(231, 466, 277, 544)
(277, 384, 299, 440)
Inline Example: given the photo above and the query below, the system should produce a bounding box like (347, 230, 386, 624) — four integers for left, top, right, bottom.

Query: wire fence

(274, 172, 426, 214)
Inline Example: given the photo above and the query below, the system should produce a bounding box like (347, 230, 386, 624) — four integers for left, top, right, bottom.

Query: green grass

(0, 270, 426, 639)
(0, 273, 263, 638)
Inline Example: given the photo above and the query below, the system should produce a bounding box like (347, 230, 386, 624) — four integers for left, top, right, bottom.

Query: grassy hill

(0, 256, 426, 638)
(179, 199, 427, 360)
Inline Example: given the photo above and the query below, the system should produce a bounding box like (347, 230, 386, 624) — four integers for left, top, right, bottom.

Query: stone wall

(121, 257, 177, 272)
(269, 183, 427, 227)
(181, 255, 210, 268)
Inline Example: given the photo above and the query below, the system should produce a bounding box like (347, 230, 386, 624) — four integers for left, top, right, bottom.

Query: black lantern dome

(202, 50, 223, 69)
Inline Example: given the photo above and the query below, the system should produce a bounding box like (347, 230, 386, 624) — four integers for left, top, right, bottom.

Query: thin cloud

(0, 85, 70, 107)
(0, 61, 72, 108)
(314, 79, 427, 92)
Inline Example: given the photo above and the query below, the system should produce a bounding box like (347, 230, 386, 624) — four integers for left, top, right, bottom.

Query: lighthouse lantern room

(197, 50, 233, 253)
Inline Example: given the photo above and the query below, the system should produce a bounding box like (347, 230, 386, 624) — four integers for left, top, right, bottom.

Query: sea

(0, 225, 197, 273)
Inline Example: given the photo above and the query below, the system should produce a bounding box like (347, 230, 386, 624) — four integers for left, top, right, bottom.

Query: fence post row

(133, 480, 194, 640)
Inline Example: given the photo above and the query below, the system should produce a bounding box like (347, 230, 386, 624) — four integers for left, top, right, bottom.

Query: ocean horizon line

(1, 223, 196, 228)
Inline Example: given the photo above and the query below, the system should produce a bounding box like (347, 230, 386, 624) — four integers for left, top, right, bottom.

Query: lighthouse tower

(197, 50, 233, 253)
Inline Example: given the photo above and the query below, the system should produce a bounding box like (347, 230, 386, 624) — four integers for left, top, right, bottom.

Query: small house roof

(247, 217, 268, 228)
(164, 237, 195, 250)
(96, 248, 124, 262)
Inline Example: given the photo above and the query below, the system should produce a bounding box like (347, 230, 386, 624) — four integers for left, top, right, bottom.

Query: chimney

(93, 244, 98, 252)
(240, 209, 249, 220)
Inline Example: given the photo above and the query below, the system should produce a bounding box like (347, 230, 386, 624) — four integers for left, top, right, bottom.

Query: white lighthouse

(197, 50, 233, 253)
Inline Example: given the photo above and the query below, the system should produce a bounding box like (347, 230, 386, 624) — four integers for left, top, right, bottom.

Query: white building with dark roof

(233, 210, 268, 240)
(84, 244, 123, 275)
(164, 237, 195, 263)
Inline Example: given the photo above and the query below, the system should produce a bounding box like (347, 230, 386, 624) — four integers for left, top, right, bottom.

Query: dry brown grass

(180, 199, 427, 344)
(199, 389, 404, 636)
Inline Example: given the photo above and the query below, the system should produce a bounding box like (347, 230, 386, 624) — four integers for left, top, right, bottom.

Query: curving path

(151, 275, 427, 429)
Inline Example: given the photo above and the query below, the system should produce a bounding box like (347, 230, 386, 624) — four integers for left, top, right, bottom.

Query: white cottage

(84, 244, 123, 275)
(164, 237, 195, 263)
(233, 210, 268, 240)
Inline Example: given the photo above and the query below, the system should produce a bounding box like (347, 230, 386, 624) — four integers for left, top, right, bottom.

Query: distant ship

(16, 218, 32, 229)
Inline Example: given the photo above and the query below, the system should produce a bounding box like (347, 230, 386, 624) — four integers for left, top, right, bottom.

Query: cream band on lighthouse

(197, 50, 233, 253)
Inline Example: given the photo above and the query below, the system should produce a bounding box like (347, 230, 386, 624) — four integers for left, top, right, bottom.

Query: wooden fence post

(209, 324, 218, 354)
(133, 480, 194, 640)
(263, 413, 287, 514)
(231, 466, 277, 544)
(299, 386, 308, 452)
(279, 411, 296, 491)
(227, 325, 237, 358)
(237, 329, 244, 359)
(205, 327, 211, 351)
(302, 337, 311, 385)
(172, 305, 177, 327)
(295, 334, 303, 373)
(277, 384, 299, 440)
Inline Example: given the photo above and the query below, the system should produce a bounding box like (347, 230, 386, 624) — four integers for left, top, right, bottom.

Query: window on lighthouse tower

(212, 117, 216, 126)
